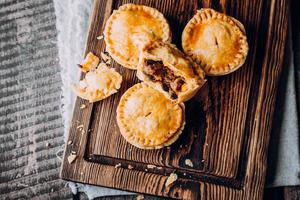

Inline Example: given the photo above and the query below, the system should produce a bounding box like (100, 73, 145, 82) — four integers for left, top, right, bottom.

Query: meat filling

(143, 60, 185, 99)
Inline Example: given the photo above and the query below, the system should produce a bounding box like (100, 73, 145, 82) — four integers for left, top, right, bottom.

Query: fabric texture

(53, 0, 299, 198)
(265, 23, 300, 187)
(0, 0, 72, 198)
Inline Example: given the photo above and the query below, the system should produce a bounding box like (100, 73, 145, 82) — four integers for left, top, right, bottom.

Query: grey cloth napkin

(53, 0, 299, 198)
(265, 23, 300, 187)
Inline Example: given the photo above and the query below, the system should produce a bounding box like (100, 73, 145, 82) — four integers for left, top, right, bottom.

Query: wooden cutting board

(60, 0, 288, 199)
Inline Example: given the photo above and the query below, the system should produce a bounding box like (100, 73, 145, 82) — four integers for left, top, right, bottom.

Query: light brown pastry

(117, 83, 185, 149)
(182, 8, 249, 76)
(73, 64, 122, 102)
(137, 41, 206, 102)
(104, 4, 172, 70)
(78, 52, 100, 72)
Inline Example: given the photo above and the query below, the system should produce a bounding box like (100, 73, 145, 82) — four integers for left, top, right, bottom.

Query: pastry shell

(182, 8, 249, 76)
(104, 4, 172, 70)
(137, 41, 206, 103)
(73, 65, 122, 102)
(78, 52, 100, 73)
(116, 83, 185, 149)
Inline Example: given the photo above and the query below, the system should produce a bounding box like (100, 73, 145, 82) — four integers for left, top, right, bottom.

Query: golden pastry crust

(104, 4, 172, 70)
(137, 41, 206, 102)
(73, 65, 122, 102)
(78, 52, 100, 72)
(182, 8, 249, 76)
(117, 83, 185, 149)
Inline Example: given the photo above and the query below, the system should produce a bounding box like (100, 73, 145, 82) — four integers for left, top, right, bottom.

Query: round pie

(137, 41, 206, 102)
(117, 83, 185, 149)
(182, 8, 249, 76)
(104, 4, 172, 70)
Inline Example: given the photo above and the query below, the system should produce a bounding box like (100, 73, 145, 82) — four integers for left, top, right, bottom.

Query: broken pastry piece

(73, 64, 122, 102)
(78, 52, 100, 73)
(137, 41, 206, 102)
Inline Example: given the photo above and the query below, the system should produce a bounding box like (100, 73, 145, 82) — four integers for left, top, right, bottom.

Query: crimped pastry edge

(182, 8, 249, 76)
(104, 4, 172, 70)
(116, 83, 185, 149)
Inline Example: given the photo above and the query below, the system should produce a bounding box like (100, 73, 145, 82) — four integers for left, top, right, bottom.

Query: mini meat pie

(137, 41, 206, 102)
(73, 64, 122, 102)
(117, 83, 185, 149)
(104, 4, 171, 70)
(182, 8, 249, 76)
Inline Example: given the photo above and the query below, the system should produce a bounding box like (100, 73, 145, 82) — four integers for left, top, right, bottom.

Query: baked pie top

(104, 4, 171, 70)
(182, 8, 248, 76)
(117, 83, 185, 149)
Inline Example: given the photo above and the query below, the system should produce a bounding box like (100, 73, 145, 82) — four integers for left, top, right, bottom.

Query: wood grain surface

(61, 0, 289, 199)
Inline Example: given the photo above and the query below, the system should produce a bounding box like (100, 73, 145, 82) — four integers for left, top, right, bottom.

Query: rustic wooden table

(0, 0, 299, 199)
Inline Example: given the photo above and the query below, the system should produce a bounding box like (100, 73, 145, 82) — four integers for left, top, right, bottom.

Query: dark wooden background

(0, 0, 299, 199)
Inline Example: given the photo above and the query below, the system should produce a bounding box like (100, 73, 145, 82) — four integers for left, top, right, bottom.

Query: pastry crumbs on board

(115, 163, 121, 168)
(128, 165, 134, 169)
(77, 124, 84, 129)
(185, 159, 194, 167)
(97, 35, 104, 40)
(136, 194, 144, 200)
(67, 140, 72, 145)
(147, 164, 156, 169)
(165, 173, 178, 187)
(67, 153, 77, 164)
(80, 104, 86, 109)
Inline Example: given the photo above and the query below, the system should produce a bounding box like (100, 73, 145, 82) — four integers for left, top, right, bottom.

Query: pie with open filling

(73, 64, 122, 102)
(104, 4, 172, 70)
(137, 41, 206, 102)
(182, 8, 249, 76)
(116, 83, 185, 149)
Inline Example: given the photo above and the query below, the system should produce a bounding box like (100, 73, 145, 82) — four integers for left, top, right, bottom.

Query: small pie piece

(117, 83, 185, 149)
(73, 64, 122, 102)
(104, 4, 172, 70)
(182, 8, 249, 76)
(78, 52, 100, 73)
(137, 41, 206, 102)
